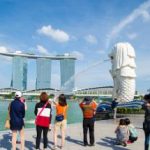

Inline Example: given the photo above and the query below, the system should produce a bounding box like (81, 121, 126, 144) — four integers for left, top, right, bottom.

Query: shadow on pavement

(25, 140, 35, 150)
(0, 133, 36, 150)
(97, 137, 130, 150)
(0, 133, 11, 149)
(66, 136, 83, 146)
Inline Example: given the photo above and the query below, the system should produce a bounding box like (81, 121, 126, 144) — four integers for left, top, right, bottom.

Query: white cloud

(38, 25, 70, 43)
(127, 33, 138, 40)
(15, 50, 22, 54)
(70, 51, 84, 60)
(37, 45, 49, 55)
(141, 10, 150, 21)
(0, 46, 12, 62)
(106, 0, 150, 48)
(84, 34, 97, 44)
(0, 46, 8, 53)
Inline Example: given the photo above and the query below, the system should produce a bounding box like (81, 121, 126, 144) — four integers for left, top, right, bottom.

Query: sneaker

(52, 146, 57, 150)
(84, 143, 88, 146)
(89, 144, 95, 146)
(115, 141, 121, 145)
(122, 142, 127, 147)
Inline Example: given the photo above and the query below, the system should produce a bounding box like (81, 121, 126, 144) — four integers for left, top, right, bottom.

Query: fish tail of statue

(117, 77, 135, 103)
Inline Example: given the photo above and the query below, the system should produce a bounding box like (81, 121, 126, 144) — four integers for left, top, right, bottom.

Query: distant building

(12, 56, 27, 90)
(0, 88, 60, 98)
(23, 88, 60, 96)
(36, 58, 51, 89)
(74, 86, 113, 96)
(60, 59, 75, 92)
(0, 52, 76, 91)
(0, 88, 19, 95)
(74, 86, 139, 97)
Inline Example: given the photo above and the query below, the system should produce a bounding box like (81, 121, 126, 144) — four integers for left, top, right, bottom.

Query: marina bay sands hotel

(0, 52, 76, 92)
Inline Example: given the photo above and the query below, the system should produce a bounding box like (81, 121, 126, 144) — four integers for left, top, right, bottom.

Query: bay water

(0, 100, 83, 131)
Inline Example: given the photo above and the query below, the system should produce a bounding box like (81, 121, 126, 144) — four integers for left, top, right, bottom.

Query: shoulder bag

(35, 101, 50, 127)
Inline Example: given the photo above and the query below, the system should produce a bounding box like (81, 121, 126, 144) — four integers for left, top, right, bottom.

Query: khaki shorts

(54, 119, 67, 130)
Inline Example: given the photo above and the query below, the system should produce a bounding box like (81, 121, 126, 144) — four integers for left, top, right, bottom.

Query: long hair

(119, 119, 126, 125)
(40, 92, 49, 102)
(58, 94, 67, 106)
(144, 94, 150, 103)
(125, 118, 130, 125)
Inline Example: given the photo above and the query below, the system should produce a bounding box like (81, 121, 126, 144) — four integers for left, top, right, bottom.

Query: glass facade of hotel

(12, 56, 27, 90)
(60, 59, 75, 92)
(36, 58, 51, 89)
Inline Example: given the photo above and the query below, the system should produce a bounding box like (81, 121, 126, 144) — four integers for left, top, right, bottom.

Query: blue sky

(0, 0, 150, 94)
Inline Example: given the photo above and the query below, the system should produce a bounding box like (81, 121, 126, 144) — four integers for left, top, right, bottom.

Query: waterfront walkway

(0, 116, 144, 150)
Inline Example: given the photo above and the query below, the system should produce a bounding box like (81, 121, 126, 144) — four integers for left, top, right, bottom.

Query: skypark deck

(0, 52, 76, 60)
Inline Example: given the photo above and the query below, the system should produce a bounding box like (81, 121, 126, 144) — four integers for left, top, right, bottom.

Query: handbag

(5, 118, 10, 129)
(55, 115, 64, 122)
(35, 101, 50, 127)
(5, 104, 11, 129)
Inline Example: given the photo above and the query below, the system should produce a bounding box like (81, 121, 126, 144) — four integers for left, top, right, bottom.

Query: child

(125, 118, 138, 143)
(115, 119, 129, 147)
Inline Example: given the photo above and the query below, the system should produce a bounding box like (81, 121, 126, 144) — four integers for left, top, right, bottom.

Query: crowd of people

(6, 91, 150, 150)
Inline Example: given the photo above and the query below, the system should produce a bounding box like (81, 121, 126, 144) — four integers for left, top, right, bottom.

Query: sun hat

(15, 91, 22, 98)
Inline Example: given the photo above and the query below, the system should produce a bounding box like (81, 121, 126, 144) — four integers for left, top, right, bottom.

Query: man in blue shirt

(10, 91, 25, 150)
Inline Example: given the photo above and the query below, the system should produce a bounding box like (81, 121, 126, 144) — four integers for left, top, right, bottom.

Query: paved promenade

(0, 115, 144, 150)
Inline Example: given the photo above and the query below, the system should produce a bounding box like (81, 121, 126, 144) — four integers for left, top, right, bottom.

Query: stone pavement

(0, 115, 145, 150)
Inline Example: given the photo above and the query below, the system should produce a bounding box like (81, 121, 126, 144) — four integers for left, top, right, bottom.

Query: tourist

(10, 91, 25, 150)
(125, 118, 138, 144)
(16, 96, 28, 144)
(34, 92, 52, 150)
(115, 119, 129, 147)
(52, 94, 68, 150)
(142, 94, 150, 150)
(125, 118, 138, 143)
(111, 98, 118, 119)
(79, 97, 98, 146)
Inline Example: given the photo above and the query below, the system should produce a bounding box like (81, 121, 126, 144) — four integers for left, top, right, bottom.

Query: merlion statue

(109, 42, 136, 103)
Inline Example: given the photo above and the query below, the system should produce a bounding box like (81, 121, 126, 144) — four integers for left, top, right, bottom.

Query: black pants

(129, 136, 137, 143)
(83, 118, 95, 145)
(36, 126, 49, 149)
(144, 131, 150, 150)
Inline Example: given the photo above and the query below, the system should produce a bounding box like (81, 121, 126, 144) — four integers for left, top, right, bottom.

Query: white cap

(15, 91, 22, 98)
